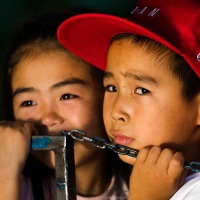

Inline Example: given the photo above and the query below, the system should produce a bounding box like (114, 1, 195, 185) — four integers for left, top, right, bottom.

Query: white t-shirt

(21, 169, 129, 200)
(170, 172, 200, 200)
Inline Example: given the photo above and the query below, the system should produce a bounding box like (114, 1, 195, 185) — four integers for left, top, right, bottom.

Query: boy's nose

(110, 111, 125, 122)
(110, 110, 128, 124)
(110, 98, 130, 124)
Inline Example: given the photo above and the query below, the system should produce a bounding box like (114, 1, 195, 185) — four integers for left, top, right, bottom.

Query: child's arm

(0, 121, 36, 200)
(128, 146, 187, 200)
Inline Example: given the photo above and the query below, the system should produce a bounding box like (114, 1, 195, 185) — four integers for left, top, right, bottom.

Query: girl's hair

(111, 33, 200, 101)
(2, 11, 104, 120)
(2, 11, 80, 200)
(2, 12, 130, 199)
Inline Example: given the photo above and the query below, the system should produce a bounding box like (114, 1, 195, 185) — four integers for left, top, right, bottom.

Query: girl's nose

(40, 110, 64, 127)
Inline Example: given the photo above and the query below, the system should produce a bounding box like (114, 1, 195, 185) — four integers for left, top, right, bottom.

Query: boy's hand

(128, 146, 187, 200)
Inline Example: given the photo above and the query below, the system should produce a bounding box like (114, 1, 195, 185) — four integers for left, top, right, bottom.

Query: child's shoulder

(171, 172, 200, 200)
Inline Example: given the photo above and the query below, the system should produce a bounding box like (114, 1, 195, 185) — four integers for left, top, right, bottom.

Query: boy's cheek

(103, 119, 112, 137)
(103, 105, 111, 125)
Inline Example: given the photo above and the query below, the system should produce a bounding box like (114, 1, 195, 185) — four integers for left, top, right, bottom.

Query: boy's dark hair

(2, 11, 130, 199)
(111, 33, 200, 101)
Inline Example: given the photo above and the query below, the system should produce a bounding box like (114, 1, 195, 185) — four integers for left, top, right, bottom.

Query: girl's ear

(196, 93, 200, 125)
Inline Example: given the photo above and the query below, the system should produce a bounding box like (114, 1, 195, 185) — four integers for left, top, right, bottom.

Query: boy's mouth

(113, 133, 134, 145)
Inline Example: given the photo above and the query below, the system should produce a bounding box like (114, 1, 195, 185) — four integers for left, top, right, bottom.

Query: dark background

(0, 0, 138, 119)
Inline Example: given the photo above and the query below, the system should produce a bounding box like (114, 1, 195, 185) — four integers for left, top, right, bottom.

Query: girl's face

(103, 39, 200, 165)
(12, 51, 106, 168)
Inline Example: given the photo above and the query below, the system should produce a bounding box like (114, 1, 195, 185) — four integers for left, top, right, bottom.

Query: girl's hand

(0, 121, 37, 200)
(128, 146, 187, 200)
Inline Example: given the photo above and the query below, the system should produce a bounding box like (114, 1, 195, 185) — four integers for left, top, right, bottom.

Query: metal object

(60, 129, 138, 158)
(184, 161, 200, 172)
(31, 135, 76, 200)
(61, 129, 200, 173)
(31, 129, 200, 200)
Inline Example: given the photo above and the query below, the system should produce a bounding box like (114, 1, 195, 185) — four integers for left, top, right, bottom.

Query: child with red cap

(58, 0, 200, 199)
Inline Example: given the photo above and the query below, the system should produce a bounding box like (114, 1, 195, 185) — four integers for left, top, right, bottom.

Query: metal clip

(184, 161, 200, 172)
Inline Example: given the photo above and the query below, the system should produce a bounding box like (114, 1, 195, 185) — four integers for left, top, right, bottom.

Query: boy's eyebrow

(124, 72, 158, 84)
(104, 71, 158, 85)
(13, 78, 87, 98)
(104, 71, 113, 79)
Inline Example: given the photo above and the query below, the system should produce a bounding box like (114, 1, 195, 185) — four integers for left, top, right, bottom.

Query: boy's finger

(156, 148, 174, 170)
(178, 169, 188, 188)
(136, 146, 152, 164)
(145, 146, 163, 165)
(168, 151, 185, 178)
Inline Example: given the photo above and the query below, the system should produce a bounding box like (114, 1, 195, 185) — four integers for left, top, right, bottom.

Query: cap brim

(57, 13, 181, 71)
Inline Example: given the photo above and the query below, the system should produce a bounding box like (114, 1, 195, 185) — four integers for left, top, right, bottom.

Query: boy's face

(103, 39, 200, 165)
(12, 51, 106, 168)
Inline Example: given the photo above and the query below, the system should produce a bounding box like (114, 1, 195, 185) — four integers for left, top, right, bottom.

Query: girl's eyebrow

(13, 78, 87, 98)
(51, 78, 87, 89)
(104, 71, 157, 85)
(13, 87, 36, 98)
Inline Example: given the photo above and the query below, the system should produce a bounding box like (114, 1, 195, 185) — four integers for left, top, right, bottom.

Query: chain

(60, 129, 138, 157)
(184, 162, 200, 173)
(60, 129, 200, 173)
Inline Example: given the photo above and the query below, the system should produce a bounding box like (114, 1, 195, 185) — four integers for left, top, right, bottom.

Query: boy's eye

(105, 85, 117, 92)
(21, 100, 36, 107)
(135, 87, 150, 95)
(60, 94, 76, 100)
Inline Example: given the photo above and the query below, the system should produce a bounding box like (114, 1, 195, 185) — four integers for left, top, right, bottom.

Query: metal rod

(31, 135, 76, 200)
(65, 135, 76, 199)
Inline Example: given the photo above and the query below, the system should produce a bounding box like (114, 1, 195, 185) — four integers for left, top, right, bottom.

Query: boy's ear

(196, 93, 200, 125)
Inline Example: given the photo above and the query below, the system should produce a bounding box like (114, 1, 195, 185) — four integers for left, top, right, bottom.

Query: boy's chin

(119, 154, 136, 166)
(30, 150, 55, 169)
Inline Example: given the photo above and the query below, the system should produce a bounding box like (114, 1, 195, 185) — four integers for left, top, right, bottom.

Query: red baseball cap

(57, 0, 200, 77)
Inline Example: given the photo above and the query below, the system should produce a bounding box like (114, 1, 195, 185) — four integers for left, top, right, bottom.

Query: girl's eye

(135, 87, 150, 95)
(21, 100, 36, 107)
(60, 94, 76, 100)
(105, 85, 117, 92)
